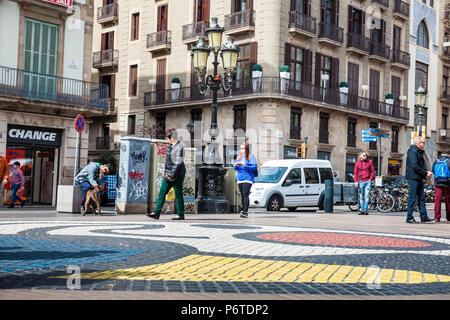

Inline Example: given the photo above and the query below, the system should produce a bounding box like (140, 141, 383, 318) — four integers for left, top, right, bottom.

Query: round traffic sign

(75, 114, 85, 133)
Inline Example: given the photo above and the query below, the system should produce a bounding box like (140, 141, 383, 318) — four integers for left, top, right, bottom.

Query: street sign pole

(73, 114, 86, 185)
(377, 122, 381, 176)
(73, 131, 80, 186)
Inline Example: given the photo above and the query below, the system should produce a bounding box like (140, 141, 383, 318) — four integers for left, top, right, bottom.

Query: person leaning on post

(147, 128, 186, 221)
(75, 162, 111, 215)
(405, 136, 434, 224)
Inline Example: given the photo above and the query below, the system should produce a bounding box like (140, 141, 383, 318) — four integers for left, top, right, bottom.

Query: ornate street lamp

(415, 84, 428, 137)
(191, 17, 239, 214)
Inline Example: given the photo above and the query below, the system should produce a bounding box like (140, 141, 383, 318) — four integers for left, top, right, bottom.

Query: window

(235, 43, 251, 89)
(191, 108, 202, 122)
(415, 61, 428, 90)
(128, 115, 136, 135)
(131, 13, 139, 41)
(304, 168, 320, 184)
(443, 73, 448, 98)
(321, 0, 338, 25)
(319, 112, 329, 144)
(368, 156, 381, 176)
(442, 107, 448, 129)
(233, 105, 247, 132)
(101, 31, 114, 50)
(290, 107, 302, 140)
(156, 113, 166, 139)
(388, 159, 401, 176)
(129, 65, 138, 96)
(290, 45, 304, 86)
(157, 5, 168, 32)
(320, 55, 332, 88)
(347, 63, 359, 106)
(347, 118, 357, 147)
(345, 154, 358, 182)
(391, 126, 399, 153)
(196, 0, 209, 22)
(319, 167, 333, 183)
(285, 168, 302, 184)
(317, 151, 330, 160)
(417, 20, 429, 49)
(349, 7, 363, 35)
(233, 0, 250, 12)
(291, 0, 309, 14)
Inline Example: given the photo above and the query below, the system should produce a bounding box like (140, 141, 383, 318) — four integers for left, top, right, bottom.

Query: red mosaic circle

(256, 232, 432, 248)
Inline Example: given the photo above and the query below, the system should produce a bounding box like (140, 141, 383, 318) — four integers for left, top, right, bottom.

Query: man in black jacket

(405, 136, 434, 223)
(147, 128, 186, 220)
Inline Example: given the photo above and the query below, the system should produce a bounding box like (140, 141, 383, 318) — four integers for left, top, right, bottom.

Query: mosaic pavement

(1, 220, 450, 296)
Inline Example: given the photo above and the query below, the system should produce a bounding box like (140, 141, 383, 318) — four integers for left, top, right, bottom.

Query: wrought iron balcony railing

(0, 65, 109, 110)
(369, 41, 391, 60)
(92, 49, 119, 68)
(182, 21, 209, 41)
(97, 3, 118, 23)
(146, 30, 171, 49)
(347, 33, 370, 53)
(392, 49, 410, 67)
(144, 77, 409, 121)
(289, 11, 316, 35)
(318, 22, 344, 44)
(394, 0, 410, 17)
(224, 10, 254, 31)
(372, 0, 389, 8)
(96, 136, 111, 150)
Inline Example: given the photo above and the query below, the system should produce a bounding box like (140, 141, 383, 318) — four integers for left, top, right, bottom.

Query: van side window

(319, 168, 333, 183)
(304, 168, 320, 184)
(285, 168, 302, 184)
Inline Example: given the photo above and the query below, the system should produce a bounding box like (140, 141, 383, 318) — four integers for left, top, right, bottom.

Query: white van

(249, 159, 335, 211)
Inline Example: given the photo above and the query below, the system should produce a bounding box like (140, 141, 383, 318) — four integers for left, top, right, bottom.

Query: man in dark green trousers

(147, 128, 186, 220)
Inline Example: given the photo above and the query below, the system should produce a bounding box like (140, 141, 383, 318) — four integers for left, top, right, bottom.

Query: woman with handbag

(234, 143, 257, 218)
(147, 128, 186, 220)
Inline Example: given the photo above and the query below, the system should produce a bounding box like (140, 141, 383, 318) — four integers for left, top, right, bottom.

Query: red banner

(41, 0, 73, 8)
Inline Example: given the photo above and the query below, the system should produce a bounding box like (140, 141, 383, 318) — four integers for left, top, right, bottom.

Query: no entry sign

(74, 115, 85, 133)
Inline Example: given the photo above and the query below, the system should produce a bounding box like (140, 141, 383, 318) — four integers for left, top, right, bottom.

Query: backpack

(434, 158, 450, 183)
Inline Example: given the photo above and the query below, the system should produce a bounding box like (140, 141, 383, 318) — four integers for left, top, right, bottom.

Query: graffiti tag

(129, 172, 145, 181)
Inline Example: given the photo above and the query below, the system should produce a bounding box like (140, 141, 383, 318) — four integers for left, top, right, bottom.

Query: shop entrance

(5, 146, 59, 206)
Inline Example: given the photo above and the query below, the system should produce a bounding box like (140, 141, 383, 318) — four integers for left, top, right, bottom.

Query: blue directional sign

(362, 136, 378, 142)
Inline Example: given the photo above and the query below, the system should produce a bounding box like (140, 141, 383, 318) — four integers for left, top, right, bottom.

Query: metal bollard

(324, 179, 334, 213)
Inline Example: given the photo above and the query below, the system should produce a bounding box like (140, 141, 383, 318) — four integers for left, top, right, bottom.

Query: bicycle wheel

(376, 193, 395, 213)
(348, 202, 360, 211)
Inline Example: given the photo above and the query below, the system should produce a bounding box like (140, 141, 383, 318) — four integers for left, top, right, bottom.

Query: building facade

(0, 0, 110, 205)
(92, 0, 413, 180)
(437, 0, 450, 155)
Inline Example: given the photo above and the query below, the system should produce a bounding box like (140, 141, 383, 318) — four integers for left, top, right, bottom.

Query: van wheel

(318, 197, 324, 211)
(267, 195, 282, 211)
(288, 207, 297, 212)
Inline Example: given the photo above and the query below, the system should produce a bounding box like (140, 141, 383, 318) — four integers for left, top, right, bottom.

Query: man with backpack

(432, 152, 450, 222)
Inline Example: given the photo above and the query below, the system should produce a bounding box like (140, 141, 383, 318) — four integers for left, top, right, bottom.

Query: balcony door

(23, 18, 58, 100)
(291, 0, 310, 14)
(232, 0, 252, 12)
(156, 59, 166, 104)
(369, 69, 380, 113)
(321, 0, 338, 25)
(347, 62, 359, 107)
(348, 6, 364, 35)
(393, 26, 401, 51)
(196, 0, 210, 22)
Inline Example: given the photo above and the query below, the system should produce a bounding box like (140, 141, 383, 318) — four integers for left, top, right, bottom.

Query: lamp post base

(195, 165, 230, 214)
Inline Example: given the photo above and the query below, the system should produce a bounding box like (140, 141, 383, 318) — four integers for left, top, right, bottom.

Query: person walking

(147, 128, 186, 220)
(75, 162, 111, 215)
(234, 143, 257, 218)
(0, 154, 10, 207)
(431, 152, 450, 222)
(405, 136, 434, 224)
(353, 152, 375, 215)
(8, 161, 25, 208)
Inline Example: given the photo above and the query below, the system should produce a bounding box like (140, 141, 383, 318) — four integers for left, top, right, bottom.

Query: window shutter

(348, 6, 353, 33)
(232, 0, 236, 13)
(284, 42, 291, 67)
(250, 41, 258, 69)
(248, 0, 253, 10)
(444, 67, 449, 77)
(109, 31, 114, 50)
(361, 11, 365, 35)
(135, 14, 139, 40)
(320, 0, 325, 22)
(331, 58, 339, 89)
(103, 0, 107, 6)
(302, 49, 312, 83)
(204, 0, 210, 23)
(157, 6, 162, 31)
(336, 0, 340, 26)
(110, 74, 116, 109)
(315, 52, 322, 86)
(307, 0, 311, 15)
(164, 5, 168, 31)
(382, 19, 386, 44)
(101, 33, 106, 51)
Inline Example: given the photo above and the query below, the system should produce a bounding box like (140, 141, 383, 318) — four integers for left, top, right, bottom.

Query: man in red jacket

(354, 152, 375, 215)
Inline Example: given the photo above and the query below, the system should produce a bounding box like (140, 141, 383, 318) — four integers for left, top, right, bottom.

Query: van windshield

(255, 167, 288, 183)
